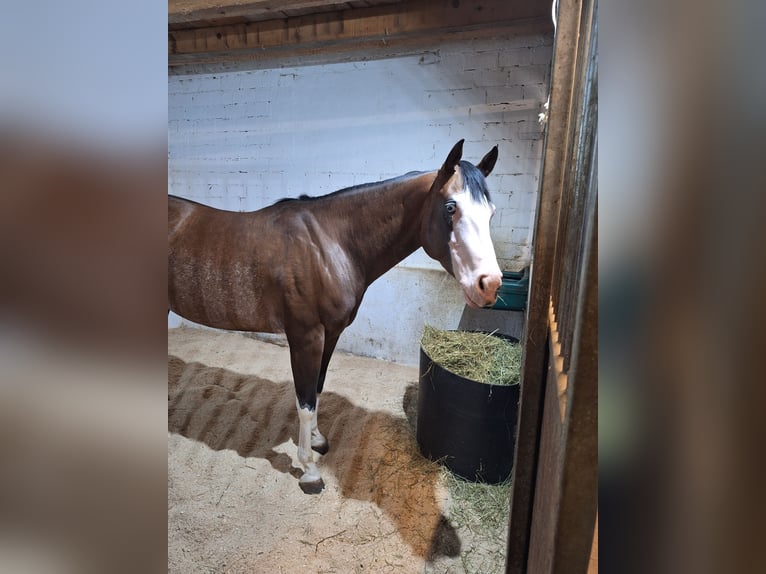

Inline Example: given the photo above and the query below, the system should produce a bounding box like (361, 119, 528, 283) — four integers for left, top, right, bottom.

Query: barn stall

(168, 1, 594, 572)
(167, 0, 552, 357)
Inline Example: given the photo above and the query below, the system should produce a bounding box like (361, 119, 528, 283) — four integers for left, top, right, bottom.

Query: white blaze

(448, 189, 502, 308)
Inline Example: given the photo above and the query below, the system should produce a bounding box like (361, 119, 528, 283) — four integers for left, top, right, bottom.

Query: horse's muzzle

(477, 273, 502, 307)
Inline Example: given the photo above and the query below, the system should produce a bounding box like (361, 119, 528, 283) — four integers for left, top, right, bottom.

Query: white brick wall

(168, 34, 552, 364)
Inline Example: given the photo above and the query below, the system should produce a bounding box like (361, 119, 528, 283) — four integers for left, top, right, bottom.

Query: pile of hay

(421, 326, 522, 386)
(443, 471, 512, 572)
(445, 471, 512, 537)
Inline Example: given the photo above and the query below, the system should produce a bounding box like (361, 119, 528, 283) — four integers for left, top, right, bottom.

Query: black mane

(275, 194, 313, 204)
(273, 165, 488, 206)
(459, 160, 491, 204)
(274, 171, 426, 205)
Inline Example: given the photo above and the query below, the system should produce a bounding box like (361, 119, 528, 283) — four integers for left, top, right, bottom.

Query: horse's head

(420, 140, 503, 309)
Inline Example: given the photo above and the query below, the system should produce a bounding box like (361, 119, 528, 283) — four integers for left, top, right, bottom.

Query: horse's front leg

(309, 331, 341, 456)
(287, 326, 326, 494)
(308, 396, 329, 455)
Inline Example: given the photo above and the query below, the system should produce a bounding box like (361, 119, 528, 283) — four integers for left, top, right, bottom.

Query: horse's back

(167, 194, 363, 334)
(167, 196, 287, 332)
(169, 195, 210, 239)
(168, 195, 244, 253)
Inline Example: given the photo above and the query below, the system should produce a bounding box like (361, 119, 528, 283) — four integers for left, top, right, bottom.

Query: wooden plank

(549, 31, 598, 561)
(169, 19, 552, 74)
(526, 147, 596, 574)
(551, 184, 596, 574)
(169, 0, 550, 67)
(504, 0, 583, 570)
(169, 0, 371, 25)
(555, 0, 597, 373)
(169, 0, 545, 54)
(526, 327, 568, 573)
(517, 0, 597, 570)
(168, 0, 414, 30)
(169, 1, 384, 30)
(588, 515, 598, 574)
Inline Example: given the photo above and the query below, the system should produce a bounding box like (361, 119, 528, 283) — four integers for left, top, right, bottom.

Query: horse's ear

(429, 139, 465, 195)
(476, 145, 499, 177)
(442, 139, 464, 173)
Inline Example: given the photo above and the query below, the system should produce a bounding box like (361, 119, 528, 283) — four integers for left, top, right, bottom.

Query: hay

(421, 326, 522, 386)
(442, 470, 512, 573)
(444, 471, 512, 537)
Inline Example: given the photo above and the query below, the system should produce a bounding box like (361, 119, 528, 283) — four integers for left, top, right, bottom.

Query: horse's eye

(445, 201, 457, 215)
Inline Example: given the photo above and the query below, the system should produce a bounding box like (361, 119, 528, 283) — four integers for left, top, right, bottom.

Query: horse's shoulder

(274, 205, 317, 234)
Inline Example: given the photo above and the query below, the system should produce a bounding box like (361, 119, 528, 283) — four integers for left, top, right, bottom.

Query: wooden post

(505, 0, 597, 571)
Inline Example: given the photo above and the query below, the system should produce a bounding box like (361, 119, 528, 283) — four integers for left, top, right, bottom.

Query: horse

(168, 139, 503, 494)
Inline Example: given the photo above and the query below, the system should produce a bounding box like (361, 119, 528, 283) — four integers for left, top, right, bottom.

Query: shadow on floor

(168, 355, 459, 560)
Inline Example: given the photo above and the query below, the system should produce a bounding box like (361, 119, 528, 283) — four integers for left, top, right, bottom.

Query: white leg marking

(310, 396, 327, 450)
(296, 399, 322, 484)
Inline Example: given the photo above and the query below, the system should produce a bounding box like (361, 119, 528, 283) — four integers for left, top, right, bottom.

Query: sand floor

(168, 327, 508, 573)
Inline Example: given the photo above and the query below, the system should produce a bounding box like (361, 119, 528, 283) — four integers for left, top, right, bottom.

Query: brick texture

(168, 35, 553, 361)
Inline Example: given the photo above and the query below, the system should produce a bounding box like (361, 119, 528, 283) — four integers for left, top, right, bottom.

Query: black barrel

(416, 335, 520, 483)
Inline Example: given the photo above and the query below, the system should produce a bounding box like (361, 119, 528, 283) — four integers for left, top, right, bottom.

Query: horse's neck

(330, 172, 436, 285)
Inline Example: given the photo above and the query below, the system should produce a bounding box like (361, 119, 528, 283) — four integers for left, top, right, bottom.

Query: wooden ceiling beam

(169, 0, 551, 69)
(169, 1, 408, 30)
(170, 1, 354, 22)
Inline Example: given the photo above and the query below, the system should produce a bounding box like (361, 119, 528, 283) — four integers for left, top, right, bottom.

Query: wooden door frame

(505, 0, 597, 571)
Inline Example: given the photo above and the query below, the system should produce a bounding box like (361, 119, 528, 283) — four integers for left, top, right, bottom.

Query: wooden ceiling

(169, 0, 407, 30)
(169, 0, 552, 72)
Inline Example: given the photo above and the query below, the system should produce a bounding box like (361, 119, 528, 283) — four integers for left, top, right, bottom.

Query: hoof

(312, 440, 329, 455)
(299, 478, 325, 495)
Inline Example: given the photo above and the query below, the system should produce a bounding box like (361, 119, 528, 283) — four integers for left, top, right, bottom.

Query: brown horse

(168, 140, 502, 493)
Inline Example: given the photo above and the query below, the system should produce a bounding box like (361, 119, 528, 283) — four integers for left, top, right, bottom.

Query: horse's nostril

(478, 274, 501, 296)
